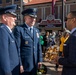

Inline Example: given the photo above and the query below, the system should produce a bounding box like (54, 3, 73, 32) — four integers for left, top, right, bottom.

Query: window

(6, 0, 10, 3)
(0, 0, 2, 4)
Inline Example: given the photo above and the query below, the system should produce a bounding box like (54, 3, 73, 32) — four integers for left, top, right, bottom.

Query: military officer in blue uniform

(13, 8, 42, 75)
(0, 5, 19, 75)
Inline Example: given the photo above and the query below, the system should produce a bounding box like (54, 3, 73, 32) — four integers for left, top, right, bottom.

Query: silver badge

(36, 33, 39, 38)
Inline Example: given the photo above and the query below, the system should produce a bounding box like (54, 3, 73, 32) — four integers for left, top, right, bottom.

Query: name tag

(11, 40, 15, 43)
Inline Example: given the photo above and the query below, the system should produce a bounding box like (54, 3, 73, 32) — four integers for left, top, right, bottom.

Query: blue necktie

(30, 28, 33, 37)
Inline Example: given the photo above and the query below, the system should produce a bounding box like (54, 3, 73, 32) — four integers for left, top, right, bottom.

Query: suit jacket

(13, 23, 42, 71)
(58, 30, 76, 75)
(0, 24, 19, 75)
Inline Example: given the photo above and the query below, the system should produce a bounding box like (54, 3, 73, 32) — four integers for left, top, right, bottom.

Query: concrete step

(42, 62, 62, 75)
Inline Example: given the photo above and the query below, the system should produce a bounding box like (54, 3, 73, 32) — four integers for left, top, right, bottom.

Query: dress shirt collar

(6, 25, 12, 33)
(70, 27, 76, 34)
(25, 22, 33, 30)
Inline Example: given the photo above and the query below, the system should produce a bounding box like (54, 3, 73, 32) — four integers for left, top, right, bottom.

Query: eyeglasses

(65, 17, 74, 21)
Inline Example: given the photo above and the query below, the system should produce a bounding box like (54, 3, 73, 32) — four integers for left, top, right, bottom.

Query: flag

(52, 0, 57, 15)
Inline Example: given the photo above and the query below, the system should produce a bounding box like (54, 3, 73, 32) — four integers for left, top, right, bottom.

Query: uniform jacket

(13, 23, 42, 71)
(58, 30, 76, 75)
(0, 24, 19, 75)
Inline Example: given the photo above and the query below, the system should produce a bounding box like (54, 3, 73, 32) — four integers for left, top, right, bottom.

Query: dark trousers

(12, 65, 19, 75)
(20, 66, 37, 75)
(55, 51, 63, 70)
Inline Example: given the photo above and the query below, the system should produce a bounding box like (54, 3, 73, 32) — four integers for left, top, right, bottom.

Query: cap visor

(29, 14, 37, 18)
(10, 12, 17, 17)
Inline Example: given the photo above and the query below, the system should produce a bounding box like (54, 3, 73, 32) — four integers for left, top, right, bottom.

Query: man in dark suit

(56, 11, 76, 75)
(0, 5, 19, 75)
(13, 8, 42, 75)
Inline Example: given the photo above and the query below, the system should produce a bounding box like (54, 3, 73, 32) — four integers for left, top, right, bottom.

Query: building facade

(24, 0, 76, 30)
(0, 0, 76, 26)
(25, 0, 76, 21)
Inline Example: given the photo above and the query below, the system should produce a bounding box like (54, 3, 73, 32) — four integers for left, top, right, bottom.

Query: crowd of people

(0, 4, 76, 75)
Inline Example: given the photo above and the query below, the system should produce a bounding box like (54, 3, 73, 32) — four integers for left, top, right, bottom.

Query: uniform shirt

(25, 22, 33, 32)
(6, 25, 12, 33)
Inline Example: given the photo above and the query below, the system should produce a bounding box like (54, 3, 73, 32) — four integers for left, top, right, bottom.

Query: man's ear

(73, 18, 76, 22)
(2, 14, 7, 21)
